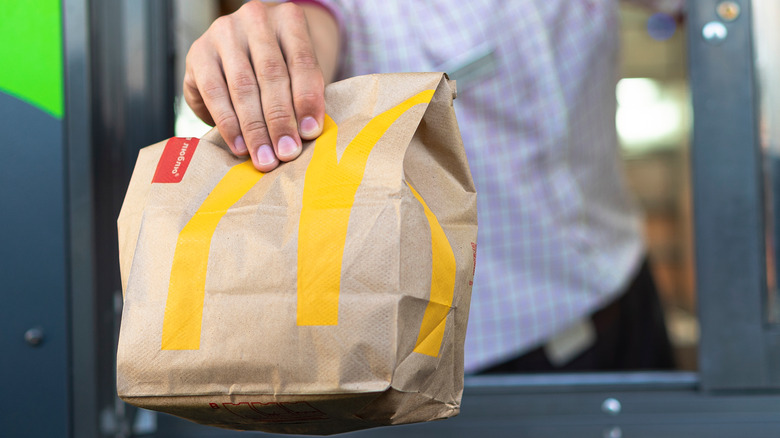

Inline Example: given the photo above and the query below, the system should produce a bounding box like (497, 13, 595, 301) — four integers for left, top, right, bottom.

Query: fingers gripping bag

(116, 72, 478, 435)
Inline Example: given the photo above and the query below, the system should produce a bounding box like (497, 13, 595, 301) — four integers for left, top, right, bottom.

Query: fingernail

(234, 135, 248, 154)
(277, 136, 300, 159)
(256, 144, 276, 166)
(300, 117, 320, 137)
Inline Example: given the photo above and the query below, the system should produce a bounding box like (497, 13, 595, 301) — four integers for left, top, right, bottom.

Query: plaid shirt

(295, 0, 677, 373)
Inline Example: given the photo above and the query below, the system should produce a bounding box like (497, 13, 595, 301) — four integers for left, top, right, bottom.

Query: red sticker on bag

(152, 137, 200, 183)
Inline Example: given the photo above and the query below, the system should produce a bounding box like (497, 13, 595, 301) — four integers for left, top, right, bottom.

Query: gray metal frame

(688, 0, 780, 390)
(64, 0, 99, 436)
(151, 373, 780, 438)
(62, 0, 175, 437)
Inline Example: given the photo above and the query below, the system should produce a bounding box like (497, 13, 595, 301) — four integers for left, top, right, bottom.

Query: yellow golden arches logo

(406, 182, 457, 357)
(161, 89, 455, 357)
(161, 160, 265, 350)
(297, 90, 435, 326)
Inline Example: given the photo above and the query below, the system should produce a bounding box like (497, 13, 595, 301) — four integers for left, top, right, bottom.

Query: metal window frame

(64, 0, 99, 436)
(63, 0, 175, 436)
(56, 0, 780, 437)
(688, 0, 780, 391)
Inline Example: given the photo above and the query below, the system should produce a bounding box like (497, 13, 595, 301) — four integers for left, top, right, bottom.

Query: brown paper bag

(116, 72, 478, 435)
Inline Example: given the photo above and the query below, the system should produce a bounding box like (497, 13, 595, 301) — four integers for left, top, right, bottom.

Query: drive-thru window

(3, 1, 780, 436)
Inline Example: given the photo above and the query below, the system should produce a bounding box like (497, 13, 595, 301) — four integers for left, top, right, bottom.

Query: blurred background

(618, 2, 696, 371)
(3, 0, 780, 437)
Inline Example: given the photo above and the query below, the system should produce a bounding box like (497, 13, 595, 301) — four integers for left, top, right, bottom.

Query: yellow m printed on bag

(161, 89, 456, 357)
(161, 160, 265, 350)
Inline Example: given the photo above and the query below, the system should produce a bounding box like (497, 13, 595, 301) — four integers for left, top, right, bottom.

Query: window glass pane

(619, 3, 697, 370)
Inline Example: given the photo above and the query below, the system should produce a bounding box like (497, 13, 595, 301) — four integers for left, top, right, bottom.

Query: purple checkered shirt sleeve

(292, 0, 649, 373)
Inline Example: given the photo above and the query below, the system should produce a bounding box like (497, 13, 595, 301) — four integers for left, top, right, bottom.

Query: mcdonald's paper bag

(116, 72, 478, 435)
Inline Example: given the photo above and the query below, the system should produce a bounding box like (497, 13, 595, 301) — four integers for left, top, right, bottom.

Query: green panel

(0, 0, 64, 119)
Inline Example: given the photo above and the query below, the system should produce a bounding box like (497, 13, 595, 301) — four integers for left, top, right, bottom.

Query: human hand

(184, 1, 336, 172)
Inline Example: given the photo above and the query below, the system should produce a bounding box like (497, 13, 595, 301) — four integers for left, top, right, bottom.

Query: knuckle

(183, 81, 199, 101)
(182, 71, 195, 89)
(263, 104, 295, 126)
(293, 90, 323, 110)
(185, 39, 210, 68)
(277, 2, 305, 21)
(258, 58, 290, 83)
(239, 0, 268, 20)
(185, 41, 200, 65)
(213, 111, 239, 129)
(184, 52, 195, 70)
(241, 118, 269, 137)
(200, 81, 228, 100)
(209, 15, 232, 35)
(229, 72, 259, 97)
(289, 50, 319, 71)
